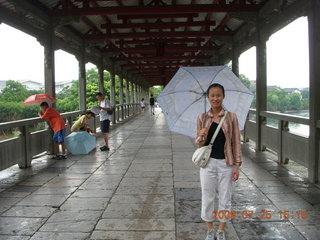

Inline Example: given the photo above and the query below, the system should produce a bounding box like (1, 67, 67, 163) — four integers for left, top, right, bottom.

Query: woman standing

(196, 83, 242, 240)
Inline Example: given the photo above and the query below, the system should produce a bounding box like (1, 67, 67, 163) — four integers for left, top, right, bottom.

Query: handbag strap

(208, 110, 228, 146)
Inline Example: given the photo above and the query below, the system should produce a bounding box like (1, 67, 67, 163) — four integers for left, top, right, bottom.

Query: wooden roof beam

(84, 30, 232, 40)
(51, 4, 262, 16)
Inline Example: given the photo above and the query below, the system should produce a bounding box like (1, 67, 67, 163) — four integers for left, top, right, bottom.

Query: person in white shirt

(95, 92, 112, 151)
(140, 98, 146, 114)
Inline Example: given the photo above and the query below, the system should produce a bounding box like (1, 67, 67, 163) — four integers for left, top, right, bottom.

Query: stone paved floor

(0, 109, 319, 240)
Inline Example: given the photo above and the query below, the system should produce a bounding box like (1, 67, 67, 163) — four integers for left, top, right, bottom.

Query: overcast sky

(0, 17, 309, 88)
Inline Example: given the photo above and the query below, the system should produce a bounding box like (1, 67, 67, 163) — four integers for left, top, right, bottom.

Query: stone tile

(47, 210, 102, 222)
(2, 206, 57, 217)
(175, 200, 202, 222)
(174, 181, 201, 188)
(102, 203, 174, 219)
(43, 178, 85, 188)
(120, 177, 173, 187)
(79, 181, 119, 190)
(177, 222, 239, 240)
(265, 192, 305, 202)
(0, 191, 31, 198)
(125, 171, 173, 178)
(0, 236, 30, 240)
(129, 163, 172, 171)
(95, 218, 175, 231)
(30, 232, 89, 240)
(233, 221, 305, 240)
(39, 221, 96, 233)
(116, 186, 173, 195)
(91, 231, 175, 240)
(7, 186, 40, 193)
(72, 189, 114, 198)
(33, 187, 77, 195)
(0, 217, 46, 235)
(273, 200, 315, 211)
(289, 210, 320, 226)
(16, 194, 68, 207)
(232, 190, 271, 206)
(175, 188, 201, 201)
(252, 180, 287, 188)
(110, 194, 174, 204)
(259, 186, 295, 194)
(60, 198, 109, 211)
(295, 224, 320, 240)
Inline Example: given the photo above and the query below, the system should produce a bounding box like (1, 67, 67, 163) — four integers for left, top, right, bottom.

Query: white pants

(200, 158, 233, 223)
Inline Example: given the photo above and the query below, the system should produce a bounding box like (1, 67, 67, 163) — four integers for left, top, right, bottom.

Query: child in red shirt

(38, 102, 67, 159)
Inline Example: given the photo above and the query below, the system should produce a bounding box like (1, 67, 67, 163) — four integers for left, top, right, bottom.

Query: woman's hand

(199, 128, 208, 138)
(232, 167, 239, 182)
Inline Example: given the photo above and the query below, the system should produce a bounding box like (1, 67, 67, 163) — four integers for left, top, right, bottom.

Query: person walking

(95, 92, 112, 151)
(149, 94, 155, 115)
(38, 102, 67, 159)
(195, 83, 242, 240)
(140, 98, 146, 114)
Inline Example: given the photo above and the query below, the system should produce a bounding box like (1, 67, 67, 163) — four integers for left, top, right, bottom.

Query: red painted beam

(101, 20, 216, 29)
(122, 62, 205, 68)
(84, 30, 232, 40)
(117, 13, 199, 20)
(51, 4, 261, 16)
(116, 38, 205, 45)
(103, 46, 218, 53)
(113, 55, 210, 61)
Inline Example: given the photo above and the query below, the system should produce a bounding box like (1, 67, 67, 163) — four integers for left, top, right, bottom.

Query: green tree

(288, 92, 302, 110)
(239, 74, 251, 89)
(0, 80, 29, 102)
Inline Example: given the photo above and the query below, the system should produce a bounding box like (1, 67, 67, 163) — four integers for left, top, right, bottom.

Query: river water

(267, 111, 309, 137)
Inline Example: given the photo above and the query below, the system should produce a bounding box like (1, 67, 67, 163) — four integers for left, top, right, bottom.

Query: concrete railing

(243, 109, 310, 167)
(0, 103, 140, 171)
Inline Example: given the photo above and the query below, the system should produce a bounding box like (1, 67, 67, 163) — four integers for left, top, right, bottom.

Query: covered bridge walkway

(0, 111, 319, 240)
(0, 0, 320, 239)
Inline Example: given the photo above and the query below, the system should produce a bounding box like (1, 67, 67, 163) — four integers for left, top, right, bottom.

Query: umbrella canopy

(65, 131, 96, 155)
(23, 94, 56, 106)
(157, 66, 254, 138)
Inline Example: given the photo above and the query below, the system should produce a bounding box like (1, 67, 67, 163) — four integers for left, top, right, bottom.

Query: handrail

(248, 109, 309, 125)
(260, 111, 309, 125)
(0, 110, 82, 131)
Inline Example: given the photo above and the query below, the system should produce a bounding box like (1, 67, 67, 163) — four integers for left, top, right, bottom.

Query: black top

(205, 121, 226, 159)
(150, 97, 155, 105)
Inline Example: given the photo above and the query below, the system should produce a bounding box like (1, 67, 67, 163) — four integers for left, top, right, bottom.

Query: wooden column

(232, 39, 240, 77)
(98, 60, 105, 94)
(109, 68, 116, 124)
(255, 21, 268, 151)
(308, 0, 320, 183)
(78, 50, 86, 111)
(125, 79, 130, 104)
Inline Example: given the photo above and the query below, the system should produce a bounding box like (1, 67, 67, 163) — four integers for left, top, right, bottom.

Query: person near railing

(95, 92, 112, 151)
(196, 83, 242, 240)
(71, 110, 95, 135)
(38, 102, 67, 160)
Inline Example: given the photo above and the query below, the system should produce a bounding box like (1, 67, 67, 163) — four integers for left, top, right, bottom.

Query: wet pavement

(0, 110, 319, 240)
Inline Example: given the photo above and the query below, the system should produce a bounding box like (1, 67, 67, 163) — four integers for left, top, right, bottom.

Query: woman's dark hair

(40, 102, 49, 107)
(206, 83, 225, 98)
(95, 92, 103, 97)
(141, 98, 144, 101)
(85, 110, 95, 117)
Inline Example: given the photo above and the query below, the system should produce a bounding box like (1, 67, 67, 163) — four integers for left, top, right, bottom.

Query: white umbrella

(157, 66, 254, 138)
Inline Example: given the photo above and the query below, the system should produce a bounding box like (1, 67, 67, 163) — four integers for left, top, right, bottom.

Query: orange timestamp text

(212, 210, 309, 220)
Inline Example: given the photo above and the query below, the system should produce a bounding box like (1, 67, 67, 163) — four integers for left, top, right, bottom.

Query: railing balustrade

(244, 109, 310, 167)
(0, 103, 140, 171)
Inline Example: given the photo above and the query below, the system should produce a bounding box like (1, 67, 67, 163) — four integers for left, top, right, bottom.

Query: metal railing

(0, 103, 140, 171)
(243, 109, 310, 167)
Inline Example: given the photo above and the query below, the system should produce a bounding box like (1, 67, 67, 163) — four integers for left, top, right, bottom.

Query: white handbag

(192, 111, 228, 168)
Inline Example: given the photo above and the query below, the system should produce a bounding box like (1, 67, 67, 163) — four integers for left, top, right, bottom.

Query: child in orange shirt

(38, 102, 67, 159)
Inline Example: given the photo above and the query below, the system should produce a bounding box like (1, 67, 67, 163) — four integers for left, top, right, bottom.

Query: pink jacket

(195, 108, 242, 167)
